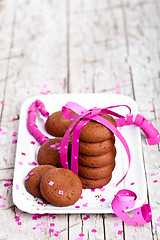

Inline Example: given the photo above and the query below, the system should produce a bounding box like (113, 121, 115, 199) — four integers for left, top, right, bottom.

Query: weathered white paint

(0, 0, 160, 239)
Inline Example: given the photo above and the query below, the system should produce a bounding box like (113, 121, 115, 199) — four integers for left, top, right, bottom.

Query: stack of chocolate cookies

(45, 111, 117, 189)
(78, 114, 117, 189)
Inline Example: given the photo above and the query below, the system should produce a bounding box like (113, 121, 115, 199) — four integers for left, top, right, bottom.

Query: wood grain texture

(0, 0, 160, 239)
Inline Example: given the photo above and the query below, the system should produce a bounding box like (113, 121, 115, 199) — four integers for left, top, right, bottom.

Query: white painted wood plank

(0, 0, 69, 239)
(123, 1, 160, 239)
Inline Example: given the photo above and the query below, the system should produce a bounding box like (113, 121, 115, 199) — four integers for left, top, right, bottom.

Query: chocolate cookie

(79, 136, 115, 156)
(45, 111, 74, 137)
(40, 168, 82, 207)
(25, 165, 56, 199)
(79, 146, 116, 167)
(37, 138, 62, 167)
(37, 137, 72, 167)
(79, 114, 117, 143)
(78, 160, 115, 179)
(79, 174, 112, 189)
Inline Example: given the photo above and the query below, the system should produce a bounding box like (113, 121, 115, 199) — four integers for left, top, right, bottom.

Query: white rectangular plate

(13, 93, 147, 214)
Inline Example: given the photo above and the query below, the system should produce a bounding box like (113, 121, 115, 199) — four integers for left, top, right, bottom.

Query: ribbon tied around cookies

(60, 102, 132, 186)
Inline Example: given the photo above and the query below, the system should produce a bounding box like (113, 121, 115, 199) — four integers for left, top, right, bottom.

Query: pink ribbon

(116, 114, 160, 145)
(27, 100, 49, 145)
(111, 189, 152, 225)
(60, 102, 132, 186)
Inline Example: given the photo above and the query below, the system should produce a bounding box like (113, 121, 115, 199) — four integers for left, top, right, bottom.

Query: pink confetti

(82, 204, 88, 207)
(12, 117, 17, 120)
(83, 215, 90, 221)
(16, 184, 19, 190)
(50, 144, 56, 148)
(8, 179, 13, 182)
(102, 89, 107, 92)
(49, 181, 54, 186)
(151, 173, 156, 176)
(36, 223, 41, 227)
(41, 227, 46, 232)
(100, 198, 106, 202)
(91, 229, 97, 233)
(0, 195, 3, 199)
(85, 87, 89, 90)
(150, 110, 155, 113)
(53, 230, 59, 235)
(91, 189, 95, 192)
(112, 214, 117, 218)
(116, 83, 120, 89)
(28, 162, 37, 166)
(58, 190, 63, 195)
(79, 233, 85, 237)
(55, 142, 60, 147)
(157, 217, 160, 222)
(0, 101, 4, 104)
(18, 162, 23, 165)
(76, 238, 83, 240)
(52, 216, 56, 219)
(82, 70, 86, 74)
(122, 79, 127, 82)
(153, 180, 158, 183)
(99, 187, 105, 192)
(80, 196, 83, 199)
(114, 223, 118, 227)
(4, 182, 11, 187)
(118, 230, 123, 235)
(43, 83, 47, 89)
(12, 131, 17, 136)
(156, 223, 160, 226)
(41, 221, 46, 225)
(18, 222, 22, 225)
(31, 141, 36, 145)
(25, 176, 29, 181)
(49, 229, 53, 233)
(58, 82, 64, 86)
(131, 182, 135, 185)
(29, 172, 34, 176)
(75, 206, 80, 208)
(21, 152, 26, 156)
(50, 223, 55, 227)
(1, 204, 6, 208)
(12, 139, 17, 143)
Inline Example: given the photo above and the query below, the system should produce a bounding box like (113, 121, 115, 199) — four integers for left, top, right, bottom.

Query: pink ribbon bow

(60, 102, 132, 186)
(111, 189, 152, 225)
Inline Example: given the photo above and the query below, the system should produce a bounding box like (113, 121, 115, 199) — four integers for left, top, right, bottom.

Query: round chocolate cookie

(45, 111, 74, 137)
(79, 174, 112, 189)
(25, 165, 56, 199)
(79, 146, 116, 167)
(38, 137, 72, 167)
(79, 136, 115, 156)
(79, 114, 117, 143)
(78, 160, 115, 179)
(37, 138, 62, 167)
(40, 168, 82, 207)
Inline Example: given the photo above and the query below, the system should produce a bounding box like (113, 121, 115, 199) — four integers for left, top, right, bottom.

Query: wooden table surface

(0, 0, 160, 239)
